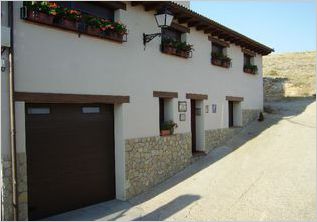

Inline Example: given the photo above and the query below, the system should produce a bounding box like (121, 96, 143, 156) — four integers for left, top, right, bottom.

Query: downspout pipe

(8, 1, 18, 220)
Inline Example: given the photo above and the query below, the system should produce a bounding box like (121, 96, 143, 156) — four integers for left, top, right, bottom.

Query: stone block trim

(1, 153, 28, 221)
(2, 155, 13, 221)
(242, 109, 261, 126)
(125, 133, 191, 199)
(205, 128, 241, 153)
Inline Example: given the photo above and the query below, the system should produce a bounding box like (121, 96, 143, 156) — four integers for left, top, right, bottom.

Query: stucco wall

(12, 2, 263, 141)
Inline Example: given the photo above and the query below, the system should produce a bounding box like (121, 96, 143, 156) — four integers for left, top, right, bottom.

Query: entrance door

(228, 101, 234, 127)
(26, 103, 115, 220)
(190, 100, 196, 153)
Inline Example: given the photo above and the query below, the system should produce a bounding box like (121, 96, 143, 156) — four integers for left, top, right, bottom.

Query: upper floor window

(210, 38, 231, 68)
(57, 1, 114, 21)
(242, 49, 258, 74)
(162, 27, 182, 42)
(212, 43, 224, 55)
(244, 54, 252, 66)
(21, 1, 128, 43)
(161, 26, 193, 59)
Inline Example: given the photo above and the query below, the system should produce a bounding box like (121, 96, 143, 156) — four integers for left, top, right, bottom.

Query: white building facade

(1, 1, 273, 220)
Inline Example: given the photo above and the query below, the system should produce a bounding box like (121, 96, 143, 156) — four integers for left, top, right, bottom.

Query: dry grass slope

(263, 51, 316, 96)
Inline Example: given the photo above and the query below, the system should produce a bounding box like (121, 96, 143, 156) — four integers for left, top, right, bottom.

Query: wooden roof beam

(196, 24, 208, 31)
(144, 3, 161, 11)
(178, 16, 192, 24)
(187, 20, 200, 27)
(131, 1, 142, 6)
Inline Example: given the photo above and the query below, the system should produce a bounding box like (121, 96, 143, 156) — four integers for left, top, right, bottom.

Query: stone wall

(125, 133, 192, 198)
(242, 109, 261, 126)
(1, 153, 28, 221)
(263, 77, 287, 101)
(17, 153, 28, 221)
(205, 128, 241, 153)
(2, 155, 13, 221)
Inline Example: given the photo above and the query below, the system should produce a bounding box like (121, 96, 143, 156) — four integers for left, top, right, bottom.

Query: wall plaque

(178, 101, 187, 112)
(179, 113, 186, 121)
(212, 104, 217, 113)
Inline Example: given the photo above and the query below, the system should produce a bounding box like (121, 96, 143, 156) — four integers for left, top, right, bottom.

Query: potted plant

(162, 38, 174, 54)
(244, 64, 258, 74)
(211, 52, 223, 66)
(25, 1, 56, 25)
(182, 43, 193, 58)
(85, 16, 102, 36)
(160, 120, 178, 136)
(61, 8, 81, 31)
(222, 56, 231, 68)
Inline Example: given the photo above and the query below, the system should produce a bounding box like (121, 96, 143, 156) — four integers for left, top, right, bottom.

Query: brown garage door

(25, 103, 115, 220)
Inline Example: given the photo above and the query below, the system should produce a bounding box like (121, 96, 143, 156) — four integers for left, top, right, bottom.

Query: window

(244, 54, 252, 66)
(212, 43, 224, 55)
(27, 107, 50, 115)
(159, 98, 165, 128)
(162, 27, 182, 42)
(57, 1, 114, 21)
(158, 98, 174, 134)
(81, 106, 101, 114)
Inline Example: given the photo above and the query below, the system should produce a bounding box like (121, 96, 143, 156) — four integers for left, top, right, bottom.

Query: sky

(190, 0, 316, 53)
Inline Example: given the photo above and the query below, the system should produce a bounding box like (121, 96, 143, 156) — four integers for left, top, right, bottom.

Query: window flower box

(211, 53, 231, 68)
(21, 2, 128, 43)
(211, 57, 223, 66)
(243, 65, 258, 74)
(26, 10, 54, 25)
(161, 38, 193, 59)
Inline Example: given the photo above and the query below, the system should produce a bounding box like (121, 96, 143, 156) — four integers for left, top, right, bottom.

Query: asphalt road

(46, 98, 316, 221)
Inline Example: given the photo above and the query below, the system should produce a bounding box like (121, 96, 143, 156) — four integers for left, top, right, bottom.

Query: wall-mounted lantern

(143, 7, 174, 48)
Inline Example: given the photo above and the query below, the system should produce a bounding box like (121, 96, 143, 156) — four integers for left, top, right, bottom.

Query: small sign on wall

(205, 105, 209, 113)
(179, 113, 186, 121)
(178, 101, 187, 112)
(212, 104, 217, 113)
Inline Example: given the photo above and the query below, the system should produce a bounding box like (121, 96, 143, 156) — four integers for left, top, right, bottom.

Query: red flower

(48, 2, 58, 9)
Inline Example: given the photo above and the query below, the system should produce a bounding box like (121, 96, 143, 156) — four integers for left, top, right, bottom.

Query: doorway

(228, 101, 234, 127)
(190, 100, 196, 153)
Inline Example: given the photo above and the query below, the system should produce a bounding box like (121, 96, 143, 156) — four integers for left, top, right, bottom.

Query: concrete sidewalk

(46, 98, 316, 221)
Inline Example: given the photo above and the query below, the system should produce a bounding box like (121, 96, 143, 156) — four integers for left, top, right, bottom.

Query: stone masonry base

(125, 133, 192, 199)
(1, 153, 28, 221)
(242, 109, 261, 126)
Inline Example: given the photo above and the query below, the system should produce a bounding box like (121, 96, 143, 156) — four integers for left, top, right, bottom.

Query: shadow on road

(45, 97, 315, 221)
(133, 195, 200, 221)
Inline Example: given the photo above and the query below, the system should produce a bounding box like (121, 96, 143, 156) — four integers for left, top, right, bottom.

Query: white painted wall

(11, 2, 264, 141)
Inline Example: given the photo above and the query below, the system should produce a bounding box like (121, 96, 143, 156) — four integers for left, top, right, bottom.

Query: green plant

(162, 38, 193, 53)
(212, 52, 231, 61)
(244, 64, 258, 72)
(25, 2, 128, 35)
(64, 8, 81, 21)
(160, 120, 178, 131)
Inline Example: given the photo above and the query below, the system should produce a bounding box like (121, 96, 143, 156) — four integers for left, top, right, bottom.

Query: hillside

(263, 51, 316, 97)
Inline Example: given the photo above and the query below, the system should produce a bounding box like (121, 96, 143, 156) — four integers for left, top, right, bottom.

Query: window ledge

(211, 58, 231, 69)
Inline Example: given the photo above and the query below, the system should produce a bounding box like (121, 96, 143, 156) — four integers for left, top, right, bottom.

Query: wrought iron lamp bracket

(143, 32, 162, 50)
